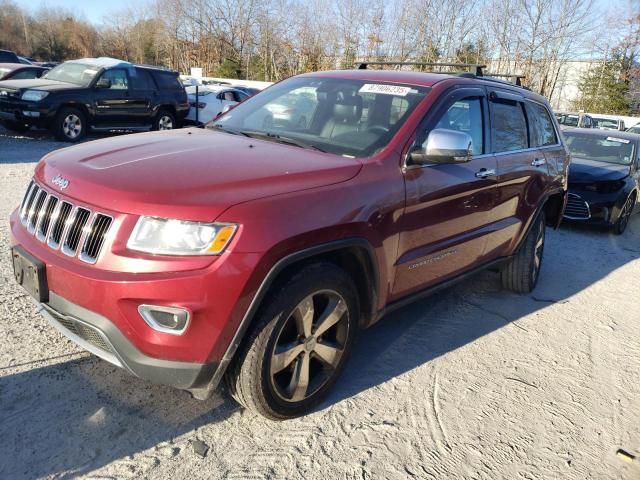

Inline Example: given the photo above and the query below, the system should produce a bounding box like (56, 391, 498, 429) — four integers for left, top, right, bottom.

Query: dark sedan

(563, 128, 639, 234)
(0, 63, 48, 81)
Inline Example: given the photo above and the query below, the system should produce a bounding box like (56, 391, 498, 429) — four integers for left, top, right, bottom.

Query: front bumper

(10, 199, 262, 395)
(41, 292, 216, 389)
(563, 188, 624, 226)
(0, 98, 53, 128)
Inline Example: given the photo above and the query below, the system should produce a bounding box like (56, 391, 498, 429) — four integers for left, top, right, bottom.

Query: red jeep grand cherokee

(10, 65, 569, 419)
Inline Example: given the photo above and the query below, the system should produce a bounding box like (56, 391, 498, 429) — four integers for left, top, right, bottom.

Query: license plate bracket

(11, 246, 48, 302)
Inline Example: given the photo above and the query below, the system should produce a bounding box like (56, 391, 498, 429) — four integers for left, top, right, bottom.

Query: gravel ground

(1, 126, 639, 479)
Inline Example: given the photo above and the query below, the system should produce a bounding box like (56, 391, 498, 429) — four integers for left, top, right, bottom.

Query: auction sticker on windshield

(359, 84, 411, 96)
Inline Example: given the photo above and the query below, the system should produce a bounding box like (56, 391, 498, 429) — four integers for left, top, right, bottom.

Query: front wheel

(225, 263, 359, 420)
(501, 211, 546, 293)
(52, 107, 86, 142)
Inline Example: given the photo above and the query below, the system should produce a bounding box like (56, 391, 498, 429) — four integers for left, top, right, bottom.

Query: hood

(35, 128, 362, 221)
(0, 78, 79, 91)
(568, 157, 630, 184)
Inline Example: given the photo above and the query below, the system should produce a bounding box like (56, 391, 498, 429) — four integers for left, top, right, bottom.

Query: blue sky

(26, 0, 137, 24)
(27, 0, 632, 25)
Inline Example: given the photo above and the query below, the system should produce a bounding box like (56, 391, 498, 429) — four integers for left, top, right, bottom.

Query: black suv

(0, 57, 189, 141)
(0, 49, 21, 64)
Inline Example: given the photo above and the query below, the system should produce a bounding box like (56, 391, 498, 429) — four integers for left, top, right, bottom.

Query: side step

(90, 125, 152, 132)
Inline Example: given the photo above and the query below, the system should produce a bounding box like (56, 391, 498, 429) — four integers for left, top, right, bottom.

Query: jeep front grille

(19, 180, 113, 264)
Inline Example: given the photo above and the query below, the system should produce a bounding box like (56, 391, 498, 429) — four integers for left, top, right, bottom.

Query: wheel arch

(56, 101, 90, 121)
(544, 189, 567, 229)
(191, 237, 380, 399)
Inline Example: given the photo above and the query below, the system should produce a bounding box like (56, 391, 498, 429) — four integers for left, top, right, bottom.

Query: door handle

(475, 168, 496, 179)
(531, 158, 546, 167)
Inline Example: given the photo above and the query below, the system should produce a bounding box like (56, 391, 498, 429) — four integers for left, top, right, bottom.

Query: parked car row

(0, 56, 264, 141)
(555, 110, 636, 132)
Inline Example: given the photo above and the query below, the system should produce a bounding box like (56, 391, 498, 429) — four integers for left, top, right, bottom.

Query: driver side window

(432, 97, 484, 155)
(98, 69, 128, 90)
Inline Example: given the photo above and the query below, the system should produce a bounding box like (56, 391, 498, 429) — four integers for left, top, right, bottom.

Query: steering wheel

(366, 125, 390, 135)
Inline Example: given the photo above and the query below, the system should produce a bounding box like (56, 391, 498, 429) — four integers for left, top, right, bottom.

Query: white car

(185, 85, 250, 125)
(592, 116, 626, 131)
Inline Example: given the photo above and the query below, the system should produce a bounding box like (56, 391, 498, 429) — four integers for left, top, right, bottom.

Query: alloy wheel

(62, 114, 82, 139)
(158, 115, 174, 130)
(269, 290, 349, 403)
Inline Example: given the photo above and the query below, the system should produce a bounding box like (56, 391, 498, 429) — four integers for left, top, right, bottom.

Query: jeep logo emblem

(52, 175, 69, 190)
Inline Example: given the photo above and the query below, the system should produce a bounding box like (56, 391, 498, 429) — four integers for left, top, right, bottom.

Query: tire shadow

(327, 214, 640, 406)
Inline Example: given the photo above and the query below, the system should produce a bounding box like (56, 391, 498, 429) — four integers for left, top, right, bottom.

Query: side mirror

(95, 78, 111, 89)
(409, 128, 473, 165)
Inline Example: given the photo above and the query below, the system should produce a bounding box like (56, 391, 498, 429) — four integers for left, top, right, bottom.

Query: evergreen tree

(573, 50, 634, 115)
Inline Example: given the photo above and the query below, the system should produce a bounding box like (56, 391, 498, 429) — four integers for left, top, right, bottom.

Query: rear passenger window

(491, 101, 528, 152)
(433, 98, 484, 155)
(10, 70, 37, 79)
(154, 72, 183, 90)
(130, 69, 156, 90)
(527, 102, 557, 146)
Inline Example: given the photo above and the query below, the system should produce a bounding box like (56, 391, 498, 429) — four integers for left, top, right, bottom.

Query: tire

(501, 210, 546, 294)
(52, 107, 86, 142)
(613, 192, 635, 235)
(225, 263, 359, 420)
(2, 120, 30, 133)
(153, 109, 176, 131)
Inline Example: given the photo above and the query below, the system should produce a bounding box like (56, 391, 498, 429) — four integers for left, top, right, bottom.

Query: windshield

(557, 114, 579, 127)
(592, 118, 618, 130)
(564, 132, 635, 165)
(210, 77, 430, 157)
(43, 62, 100, 86)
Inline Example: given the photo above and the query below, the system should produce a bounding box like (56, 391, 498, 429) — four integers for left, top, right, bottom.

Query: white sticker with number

(359, 84, 411, 96)
(606, 137, 630, 143)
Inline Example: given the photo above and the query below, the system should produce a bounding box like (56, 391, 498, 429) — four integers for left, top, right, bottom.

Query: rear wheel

(53, 107, 86, 142)
(501, 211, 546, 294)
(153, 109, 176, 131)
(614, 192, 635, 235)
(225, 263, 359, 420)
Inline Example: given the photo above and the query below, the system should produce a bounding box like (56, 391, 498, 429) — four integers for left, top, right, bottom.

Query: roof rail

(483, 73, 526, 87)
(134, 63, 174, 72)
(356, 61, 486, 76)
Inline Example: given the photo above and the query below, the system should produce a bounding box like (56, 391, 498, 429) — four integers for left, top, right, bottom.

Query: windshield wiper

(239, 130, 326, 152)
(208, 124, 247, 136)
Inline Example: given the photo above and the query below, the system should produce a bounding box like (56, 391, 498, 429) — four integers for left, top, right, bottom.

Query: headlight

(21, 90, 49, 102)
(127, 217, 237, 255)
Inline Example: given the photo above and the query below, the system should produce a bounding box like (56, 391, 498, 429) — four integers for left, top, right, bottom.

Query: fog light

(138, 305, 190, 335)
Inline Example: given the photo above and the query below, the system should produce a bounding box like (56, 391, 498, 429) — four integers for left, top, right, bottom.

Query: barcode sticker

(359, 84, 411, 96)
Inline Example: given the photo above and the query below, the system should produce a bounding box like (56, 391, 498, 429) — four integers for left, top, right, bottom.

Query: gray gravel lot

(0, 125, 639, 479)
